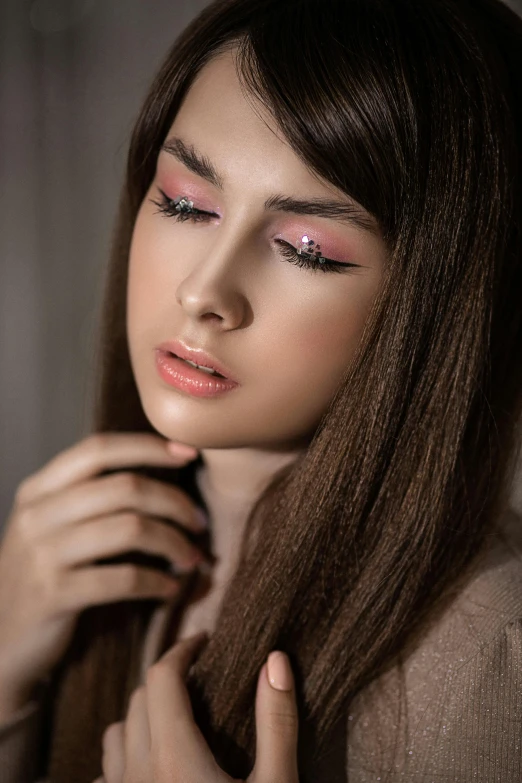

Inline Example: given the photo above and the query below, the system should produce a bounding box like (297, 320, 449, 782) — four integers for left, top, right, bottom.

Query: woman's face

(127, 49, 387, 451)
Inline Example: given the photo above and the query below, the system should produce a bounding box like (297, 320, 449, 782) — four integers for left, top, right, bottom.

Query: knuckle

(15, 506, 36, 538)
(85, 431, 107, 453)
(84, 432, 108, 462)
(102, 720, 122, 746)
(14, 476, 33, 507)
(116, 471, 142, 497)
(121, 512, 146, 541)
(145, 658, 169, 685)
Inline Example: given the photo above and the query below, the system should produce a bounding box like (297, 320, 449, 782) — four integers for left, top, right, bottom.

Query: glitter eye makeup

(298, 235, 327, 262)
(294, 234, 360, 273)
(276, 237, 360, 274)
(149, 190, 362, 274)
(150, 190, 217, 223)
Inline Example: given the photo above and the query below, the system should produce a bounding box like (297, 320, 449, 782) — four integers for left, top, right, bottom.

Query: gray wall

(1, 0, 521, 527)
(0, 0, 209, 524)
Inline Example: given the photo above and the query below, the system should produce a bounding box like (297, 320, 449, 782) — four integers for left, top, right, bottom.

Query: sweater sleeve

(0, 683, 49, 783)
(345, 618, 522, 782)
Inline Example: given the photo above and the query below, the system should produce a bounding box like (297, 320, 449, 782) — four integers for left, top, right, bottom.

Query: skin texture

(126, 48, 387, 571)
(98, 633, 300, 783)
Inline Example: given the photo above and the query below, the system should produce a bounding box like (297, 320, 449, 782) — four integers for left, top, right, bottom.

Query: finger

(48, 512, 207, 571)
(21, 469, 206, 537)
(101, 721, 125, 783)
(251, 652, 299, 783)
(145, 633, 215, 775)
(124, 686, 151, 775)
(16, 432, 198, 507)
(57, 563, 181, 612)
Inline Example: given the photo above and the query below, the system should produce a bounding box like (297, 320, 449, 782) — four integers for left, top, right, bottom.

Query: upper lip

(156, 340, 238, 383)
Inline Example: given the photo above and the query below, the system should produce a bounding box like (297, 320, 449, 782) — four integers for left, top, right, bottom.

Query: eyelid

(276, 238, 336, 265)
(155, 187, 358, 267)
(276, 238, 356, 268)
(157, 187, 219, 217)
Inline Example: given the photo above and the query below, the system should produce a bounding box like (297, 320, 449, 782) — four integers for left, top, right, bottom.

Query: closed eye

(275, 240, 361, 274)
(149, 189, 217, 223)
(149, 190, 361, 275)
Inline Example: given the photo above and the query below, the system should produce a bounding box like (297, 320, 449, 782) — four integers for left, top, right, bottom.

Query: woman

(0, 0, 521, 780)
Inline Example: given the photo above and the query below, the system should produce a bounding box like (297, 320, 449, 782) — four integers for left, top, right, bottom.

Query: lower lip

(154, 350, 240, 398)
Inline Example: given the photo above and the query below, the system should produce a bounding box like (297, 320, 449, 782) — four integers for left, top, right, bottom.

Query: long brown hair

(45, 0, 522, 780)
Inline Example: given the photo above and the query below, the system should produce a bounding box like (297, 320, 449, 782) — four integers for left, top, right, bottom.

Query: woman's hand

(97, 632, 299, 783)
(0, 432, 209, 721)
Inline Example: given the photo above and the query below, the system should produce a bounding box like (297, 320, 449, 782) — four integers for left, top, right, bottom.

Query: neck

(194, 444, 304, 569)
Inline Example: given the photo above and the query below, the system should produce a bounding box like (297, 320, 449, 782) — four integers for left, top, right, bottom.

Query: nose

(174, 229, 252, 329)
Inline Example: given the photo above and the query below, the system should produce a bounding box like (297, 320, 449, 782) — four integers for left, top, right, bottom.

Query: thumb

(251, 651, 299, 783)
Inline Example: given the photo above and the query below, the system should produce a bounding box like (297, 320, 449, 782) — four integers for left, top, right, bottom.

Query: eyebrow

(160, 136, 380, 237)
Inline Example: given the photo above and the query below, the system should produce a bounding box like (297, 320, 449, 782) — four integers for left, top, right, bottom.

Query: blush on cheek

(294, 314, 366, 366)
(295, 326, 341, 361)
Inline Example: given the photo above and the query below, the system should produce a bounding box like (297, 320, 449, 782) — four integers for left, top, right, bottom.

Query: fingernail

(165, 442, 199, 458)
(194, 508, 209, 530)
(267, 651, 293, 691)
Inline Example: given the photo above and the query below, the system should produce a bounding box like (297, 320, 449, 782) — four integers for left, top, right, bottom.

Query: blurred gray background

(1, 0, 521, 527)
(0, 0, 210, 525)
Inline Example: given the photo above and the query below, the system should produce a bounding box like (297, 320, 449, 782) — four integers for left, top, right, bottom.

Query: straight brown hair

(44, 0, 522, 780)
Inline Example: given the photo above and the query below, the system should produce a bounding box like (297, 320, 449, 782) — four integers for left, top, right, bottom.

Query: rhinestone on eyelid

(297, 234, 327, 264)
(173, 195, 194, 211)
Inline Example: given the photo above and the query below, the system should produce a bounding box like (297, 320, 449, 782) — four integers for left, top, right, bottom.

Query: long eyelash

(149, 193, 354, 274)
(149, 191, 213, 223)
(276, 240, 351, 274)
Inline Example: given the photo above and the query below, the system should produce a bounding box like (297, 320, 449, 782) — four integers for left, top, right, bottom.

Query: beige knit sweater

(1, 505, 522, 783)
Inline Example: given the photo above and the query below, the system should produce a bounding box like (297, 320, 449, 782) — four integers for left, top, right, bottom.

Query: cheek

(290, 295, 374, 369)
(127, 232, 163, 366)
(127, 215, 172, 331)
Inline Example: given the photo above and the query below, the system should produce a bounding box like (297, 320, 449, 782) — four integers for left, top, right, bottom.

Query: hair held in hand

(46, 0, 522, 780)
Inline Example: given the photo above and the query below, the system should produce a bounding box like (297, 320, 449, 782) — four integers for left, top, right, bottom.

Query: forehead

(175, 50, 283, 146)
(161, 49, 383, 242)
(165, 50, 333, 194)
(172, 52, 306, 175)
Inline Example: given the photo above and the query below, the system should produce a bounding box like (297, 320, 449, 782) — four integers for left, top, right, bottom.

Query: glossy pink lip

(154, 351, 240, 398)
(155, 340, 238, 383)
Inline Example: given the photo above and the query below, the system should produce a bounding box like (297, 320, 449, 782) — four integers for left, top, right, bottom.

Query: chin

(139, 404, 222, 450)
